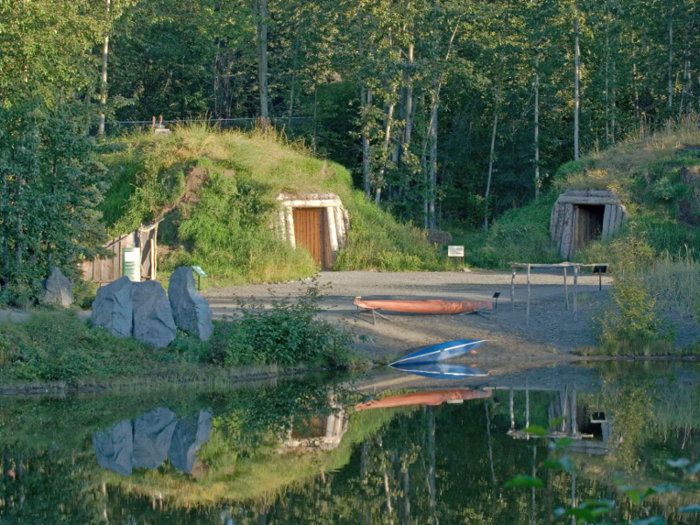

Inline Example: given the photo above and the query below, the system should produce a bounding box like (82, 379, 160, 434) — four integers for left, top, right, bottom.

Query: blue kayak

(389, 339, 491, 366)
(390, 362, 490, 379)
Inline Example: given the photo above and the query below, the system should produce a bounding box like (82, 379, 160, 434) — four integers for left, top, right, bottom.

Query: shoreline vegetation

(0, 283, 368, 392)
(2, 127, 700, 384)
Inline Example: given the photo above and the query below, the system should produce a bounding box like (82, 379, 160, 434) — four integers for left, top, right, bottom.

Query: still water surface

(2, 362, 700, 524)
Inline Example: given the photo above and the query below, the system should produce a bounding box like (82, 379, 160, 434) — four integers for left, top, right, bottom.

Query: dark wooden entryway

(293, 208, 331, 269)
(575, 204, 605, 251)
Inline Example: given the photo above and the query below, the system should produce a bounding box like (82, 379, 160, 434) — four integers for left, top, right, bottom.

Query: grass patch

(0, 283, 357, 387)
(646, 248, 700, 321)
(456, 194, 560, 269)
(99, 125, 441, 284)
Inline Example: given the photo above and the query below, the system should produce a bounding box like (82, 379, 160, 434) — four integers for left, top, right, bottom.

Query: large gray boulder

(168, 266, 214, 341)
(41, 266, 74, 307)
(91, 276, 134, 338)
(132, 280, 177, 348)
(132, 407, 177, 469)
(92, 419, 134, 476)
(168, 409, 213, 474)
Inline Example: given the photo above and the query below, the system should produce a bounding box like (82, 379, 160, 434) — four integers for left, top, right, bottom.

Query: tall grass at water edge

(646, 248, 700, 320)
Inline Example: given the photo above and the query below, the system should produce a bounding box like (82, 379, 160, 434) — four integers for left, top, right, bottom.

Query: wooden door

(293, 208, 323, 266)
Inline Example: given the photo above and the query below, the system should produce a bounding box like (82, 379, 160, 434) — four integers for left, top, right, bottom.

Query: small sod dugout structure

(81, 220, 162, 284)
(274, 193, 350, 269)
(550, 189, 627, 259)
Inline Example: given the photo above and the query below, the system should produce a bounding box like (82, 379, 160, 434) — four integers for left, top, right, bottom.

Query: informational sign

(447, 245, 465, 258)
(191, 265, 208, 277)
(123, 250, 139, 262)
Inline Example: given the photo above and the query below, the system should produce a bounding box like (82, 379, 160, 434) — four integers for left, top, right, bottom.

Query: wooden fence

(81, 220, 162, 284)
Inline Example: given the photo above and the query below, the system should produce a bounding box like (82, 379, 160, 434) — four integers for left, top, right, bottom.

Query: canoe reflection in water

(355, 388, 492, 411)
(390, 362, 490, 379)
(92, 408, 212, 476)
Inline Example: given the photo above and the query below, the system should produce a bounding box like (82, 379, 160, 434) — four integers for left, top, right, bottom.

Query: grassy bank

(458, 126, 700, 352)
(0, 285, 359, 388)
(100, 126, 444, 287)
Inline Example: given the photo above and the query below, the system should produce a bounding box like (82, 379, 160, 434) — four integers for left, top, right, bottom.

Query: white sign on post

(447, 245, 465, 257)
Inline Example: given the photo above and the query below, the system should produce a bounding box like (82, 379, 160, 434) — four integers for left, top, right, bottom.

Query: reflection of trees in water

(3, 367, 700, 523)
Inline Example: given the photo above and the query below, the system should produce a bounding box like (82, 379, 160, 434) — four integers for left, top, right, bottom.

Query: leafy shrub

(596, 238, 673, 354)
(204, 281, 352, 367)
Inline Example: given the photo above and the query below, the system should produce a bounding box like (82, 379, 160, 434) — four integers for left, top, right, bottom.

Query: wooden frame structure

(550, 190, 627, 259)
(274, 193, 349, 268)
(509, 262, 609, 325)
(81, 219, 163, 284)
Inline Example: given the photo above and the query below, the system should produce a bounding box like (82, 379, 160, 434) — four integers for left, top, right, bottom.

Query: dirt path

(204, 270, 614, 361)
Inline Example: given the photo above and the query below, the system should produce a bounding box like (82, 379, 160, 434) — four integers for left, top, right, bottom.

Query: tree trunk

(404, 44, 414, 150)
(680, 59, 689, 119)
(428, 72, 439, 229)
(312, 86, 318, 153)
(257, 0, 269, 121)
(668, 12, 674, 127)
(98, 0, 111, 136)
(288, 21, 301, 129)
(214, 40, 221, 118)
(427, 407, 437, 525)
(574, 11, 580, 161)
(15, 175, 23, 271)
(605, 5, 610, 145)
(534, 53, 540, 201)
(376, 96, 396, 205)
(1, 170, 8, 280)
(361, 84, 372, 198)
(484, 111, 498, 231)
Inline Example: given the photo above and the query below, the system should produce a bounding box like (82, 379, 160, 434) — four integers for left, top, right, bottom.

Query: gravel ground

(204, 270, 616, 361)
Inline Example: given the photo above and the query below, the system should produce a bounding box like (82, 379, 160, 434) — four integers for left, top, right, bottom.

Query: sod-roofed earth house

(550, 189, 627, 259)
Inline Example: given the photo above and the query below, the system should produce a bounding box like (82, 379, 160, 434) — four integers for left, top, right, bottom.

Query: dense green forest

(2, 0, 700, 294)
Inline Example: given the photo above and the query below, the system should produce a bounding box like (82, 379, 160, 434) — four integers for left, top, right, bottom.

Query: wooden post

(573, 266, 578, 321)
(511, 265, 516, 310)
(150, 238, 156, 280)
(509, 387, 515, 431)
(563, 267, 569, 310)
(526, 378, 530, 440)
(526, 264, 531, 325)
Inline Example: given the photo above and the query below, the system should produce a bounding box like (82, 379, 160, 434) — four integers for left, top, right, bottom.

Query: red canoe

(355, 389, 492, 411)
(354, 297, 492, 314)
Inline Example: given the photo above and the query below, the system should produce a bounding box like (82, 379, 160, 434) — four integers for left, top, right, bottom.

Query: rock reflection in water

(92, 408, 212, 475)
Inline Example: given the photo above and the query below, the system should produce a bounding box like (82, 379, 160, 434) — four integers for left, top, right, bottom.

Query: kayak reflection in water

(355, 388, 492, 411)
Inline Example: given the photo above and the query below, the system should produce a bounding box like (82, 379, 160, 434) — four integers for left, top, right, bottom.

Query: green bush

(595, 238, 673, 354)
(203, 281, 352, 367)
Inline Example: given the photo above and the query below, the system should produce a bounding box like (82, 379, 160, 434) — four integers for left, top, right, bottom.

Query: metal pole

(563, 267, 569, 310)
(526, 264, 531, 325)
(509, 387, 515, 431)
(574, 267, 578, 321)
(511, 265, 516, 310)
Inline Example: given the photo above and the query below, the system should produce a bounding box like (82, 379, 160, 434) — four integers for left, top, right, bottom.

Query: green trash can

(122, 247, 141, 282)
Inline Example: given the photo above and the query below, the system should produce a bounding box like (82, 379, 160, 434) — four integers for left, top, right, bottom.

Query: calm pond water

(2, 363, 700, 524)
